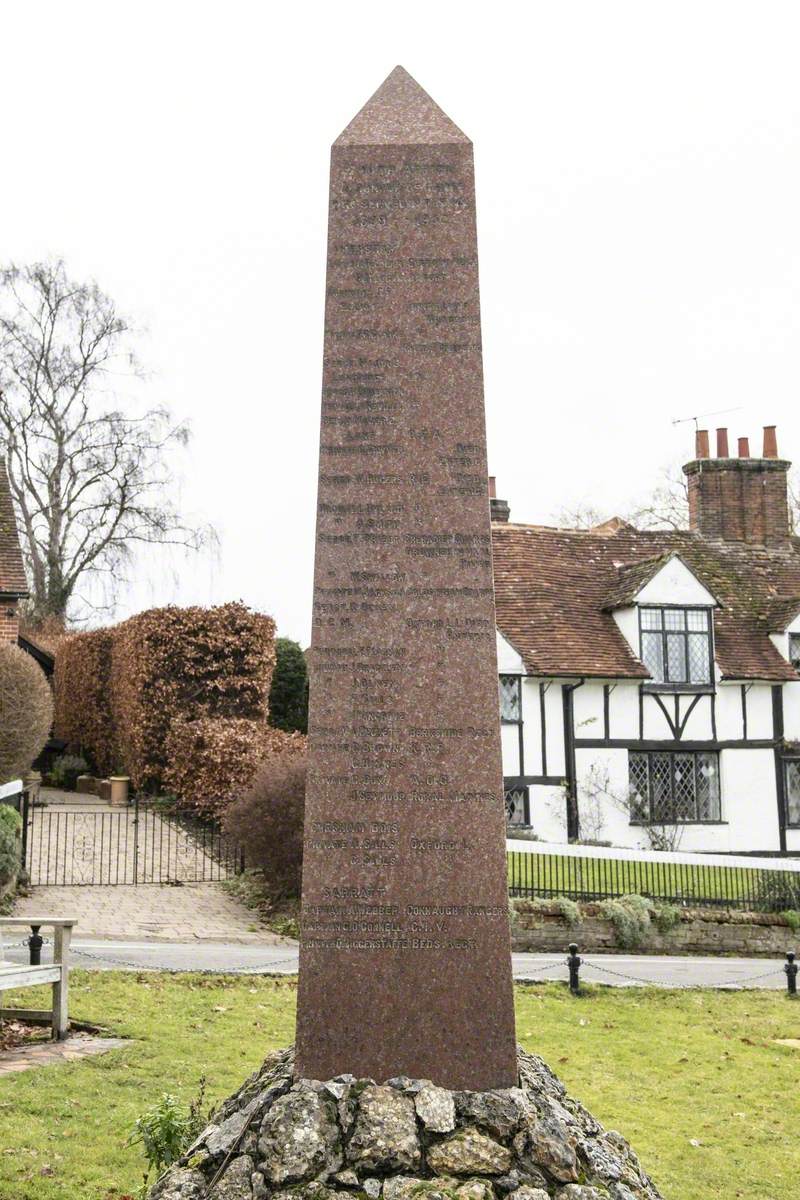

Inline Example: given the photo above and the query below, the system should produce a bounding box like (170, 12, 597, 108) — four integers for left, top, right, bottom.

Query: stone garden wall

(510, 899, 798, 957)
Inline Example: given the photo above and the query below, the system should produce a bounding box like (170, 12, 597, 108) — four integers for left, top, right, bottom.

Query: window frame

(638, 603, 715, 692)
(499, 674, 523, 724)
(628, 749, 724, 825)
(788, 633, 800, 672)
(784, 758, 800, 828)
(504, 783, 530, 828)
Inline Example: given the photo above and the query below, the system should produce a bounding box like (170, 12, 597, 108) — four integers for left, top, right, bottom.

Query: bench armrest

(0, 918, 77, 928)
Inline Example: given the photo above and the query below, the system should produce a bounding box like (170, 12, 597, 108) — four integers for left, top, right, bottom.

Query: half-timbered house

(492, 426, 800, 853)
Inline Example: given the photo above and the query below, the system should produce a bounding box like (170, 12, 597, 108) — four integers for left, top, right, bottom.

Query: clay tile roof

(492, 521, 800, 682)
(601, 551, 723, 612)
(0, 460, 28, 598)
(765, 596, 800, 632)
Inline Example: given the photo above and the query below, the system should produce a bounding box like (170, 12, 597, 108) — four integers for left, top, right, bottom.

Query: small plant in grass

(781, 909, 800, 933)
(129, 1076, 207, 1196)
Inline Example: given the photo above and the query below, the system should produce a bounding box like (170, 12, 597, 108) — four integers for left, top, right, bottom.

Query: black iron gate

(22, 795, 244, 886)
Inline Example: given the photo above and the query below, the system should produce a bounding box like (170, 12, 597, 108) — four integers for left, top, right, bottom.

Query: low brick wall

(511, 900, 798, 957)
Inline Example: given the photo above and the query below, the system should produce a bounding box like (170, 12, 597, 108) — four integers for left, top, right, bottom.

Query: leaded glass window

(628, 750, 721, 822)
(789, 634, 800, 671)
(785, 760, 800, 827)
(499, 675, 521, 723)
(505, 785, 529, 827)
(639, 607, 713, 686)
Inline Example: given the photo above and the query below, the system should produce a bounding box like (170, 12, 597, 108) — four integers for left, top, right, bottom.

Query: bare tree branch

(0, 258, 213, 623)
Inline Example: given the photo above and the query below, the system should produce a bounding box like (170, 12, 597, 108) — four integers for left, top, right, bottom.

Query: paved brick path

(11, 882, 285, 942)
(0, 1033, 127, 1075)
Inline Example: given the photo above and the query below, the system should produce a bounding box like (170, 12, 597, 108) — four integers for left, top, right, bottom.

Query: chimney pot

(488, 475, 497, 499)
(716, 427, 730, 458)
(738, 437, 750, 458)
(696, 429, 710, 459)
(763, 426, 778, 458)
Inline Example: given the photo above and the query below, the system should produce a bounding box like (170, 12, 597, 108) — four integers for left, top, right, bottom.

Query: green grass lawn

(506, 848, 798, 910)
(0, 973, 797, 1200)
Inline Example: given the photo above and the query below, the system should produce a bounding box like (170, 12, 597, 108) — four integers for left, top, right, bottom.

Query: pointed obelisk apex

(335, 65, 470, 145)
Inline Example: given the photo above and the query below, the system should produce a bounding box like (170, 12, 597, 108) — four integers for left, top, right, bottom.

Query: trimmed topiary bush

(0, 643, 54, 785)
(223, 751, 306, 900)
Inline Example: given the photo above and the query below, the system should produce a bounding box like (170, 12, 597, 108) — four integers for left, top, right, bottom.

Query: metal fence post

(19, 788, 29, 875)
(132, 792, 139, 886)
(567, 942, 581, 994)
(785, 951, 798, 996)
(27, 924, 43, 966)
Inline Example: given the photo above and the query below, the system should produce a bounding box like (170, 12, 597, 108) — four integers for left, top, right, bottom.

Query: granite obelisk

(296, 67, 517, 1090)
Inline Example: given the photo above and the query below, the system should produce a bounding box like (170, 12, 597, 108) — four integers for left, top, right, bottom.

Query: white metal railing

(506, 837, 800, 874)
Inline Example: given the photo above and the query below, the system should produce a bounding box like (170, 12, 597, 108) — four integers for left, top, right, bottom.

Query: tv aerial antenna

(671, 406, 743, 431)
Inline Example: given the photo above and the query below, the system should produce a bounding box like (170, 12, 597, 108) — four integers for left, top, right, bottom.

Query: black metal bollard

(785, 951, 798, 997)
(27, 924, 43, 966)
(567, 942, 581, 994)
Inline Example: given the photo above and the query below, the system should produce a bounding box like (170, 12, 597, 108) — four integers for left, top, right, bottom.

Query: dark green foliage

(46, 753, 88, 791)
(268, 638, 308, 733)
(0, 804, 22, 887)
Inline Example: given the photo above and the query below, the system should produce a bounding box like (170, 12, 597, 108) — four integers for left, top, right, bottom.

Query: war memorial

(147, 68, 663, 1200)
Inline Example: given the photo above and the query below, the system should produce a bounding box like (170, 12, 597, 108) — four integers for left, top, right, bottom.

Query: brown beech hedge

(54, 628, 116, 775)
(165, 718, 305, 818)
(54, 602, 283, 805)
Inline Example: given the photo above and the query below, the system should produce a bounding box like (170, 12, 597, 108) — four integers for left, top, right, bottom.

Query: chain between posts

(568, 947, 794, 992)
(67, 946, 301, 974)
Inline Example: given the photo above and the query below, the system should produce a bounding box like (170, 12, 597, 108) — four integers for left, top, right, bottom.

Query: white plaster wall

(611, 607, 638, 657)
(497, 630, 524, 674)
(528, 783, 568, 841)
(573, 682, 604, 739)
(636, 557, 718, 606)
(715, 685, 743, 741)
(784, 680, 800, 741)
(519, 677, 542, 775)
(575, 747, 635, 846)
(786, 827, 800, 853)
(713, 749, 779, 851)
(770, 631, 788, 659)
(746, 685, 774, 739)
(544, 683, 566, 776)
(500, 723, 521, 776)
(608, 683, 640, 738)
(679, 693, 715, 740)
(641, 694, 676, 739)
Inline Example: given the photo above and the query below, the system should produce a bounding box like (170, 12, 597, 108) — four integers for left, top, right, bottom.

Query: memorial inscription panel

(295, 67, 517, 1090)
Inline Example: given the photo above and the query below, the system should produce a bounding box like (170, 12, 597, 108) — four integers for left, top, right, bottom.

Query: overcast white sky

(2, 1, 799, 643)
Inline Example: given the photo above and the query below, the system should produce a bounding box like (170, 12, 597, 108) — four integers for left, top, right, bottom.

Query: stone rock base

(148, 1047, 662, 1200)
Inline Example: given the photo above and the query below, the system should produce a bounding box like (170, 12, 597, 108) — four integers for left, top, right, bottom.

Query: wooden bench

(0, 918, 75, 1039)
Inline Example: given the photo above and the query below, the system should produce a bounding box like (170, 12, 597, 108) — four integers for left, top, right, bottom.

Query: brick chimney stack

(489, 476, 510, 522)
(683, 426, 791, 546)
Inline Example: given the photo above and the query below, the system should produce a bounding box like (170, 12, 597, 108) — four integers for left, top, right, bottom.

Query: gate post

(132, 792, 139, 885)
(20, 788, 30, 877)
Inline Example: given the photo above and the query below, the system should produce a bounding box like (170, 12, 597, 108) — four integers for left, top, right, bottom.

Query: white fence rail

(507, 837, 800, 875)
